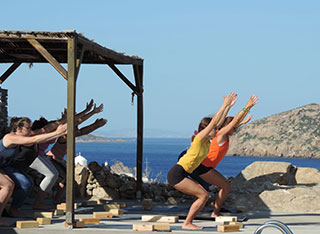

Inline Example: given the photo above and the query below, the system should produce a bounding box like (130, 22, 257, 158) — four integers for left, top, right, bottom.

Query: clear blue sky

(1, 1, 319, 137)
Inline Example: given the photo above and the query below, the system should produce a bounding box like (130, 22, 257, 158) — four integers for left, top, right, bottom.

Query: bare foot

(211, 211, 220, 217)
(182, 223, 203, 230)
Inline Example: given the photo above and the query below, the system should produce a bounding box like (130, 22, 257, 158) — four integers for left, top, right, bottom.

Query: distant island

(228, 103, 320, 158)
(76, 134, 135, 143)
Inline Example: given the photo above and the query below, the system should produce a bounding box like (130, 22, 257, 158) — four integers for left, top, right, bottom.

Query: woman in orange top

(194, 94, 258, 217)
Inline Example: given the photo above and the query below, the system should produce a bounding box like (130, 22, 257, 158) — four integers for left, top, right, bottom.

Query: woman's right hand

(246, 95, 258, 108)
(223, 92, 237, 106)
(56, 123, 68, 135)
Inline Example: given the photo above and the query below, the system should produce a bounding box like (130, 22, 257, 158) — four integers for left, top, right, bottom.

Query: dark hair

(218, 116, 234, 130)
(198, 117, 212, 132)
(31, 117, 48, 130)
(10, 117, 31, 132)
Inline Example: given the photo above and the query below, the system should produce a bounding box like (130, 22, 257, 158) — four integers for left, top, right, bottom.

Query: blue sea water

(75, 138, 320, 183)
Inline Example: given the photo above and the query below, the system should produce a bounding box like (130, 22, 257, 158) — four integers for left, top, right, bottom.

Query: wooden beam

(108, 64, 138, 93)
(133, 65, 143, 94)
(27, 38, 68, 80)
(0, 62, 21, 84)
(65, 36, 77, 226)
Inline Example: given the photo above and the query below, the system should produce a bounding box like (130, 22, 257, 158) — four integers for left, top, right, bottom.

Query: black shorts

(167, 164, 189, 186)
(192, 163, 211, 176)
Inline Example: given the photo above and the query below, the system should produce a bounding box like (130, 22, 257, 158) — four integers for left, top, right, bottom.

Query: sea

(75, 138, 320, 183)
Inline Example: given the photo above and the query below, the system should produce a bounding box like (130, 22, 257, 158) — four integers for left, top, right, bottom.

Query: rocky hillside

(227, 103, 320, 158)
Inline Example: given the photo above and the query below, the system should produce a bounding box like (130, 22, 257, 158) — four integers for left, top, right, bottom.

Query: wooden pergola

(0, 30, 144, 227)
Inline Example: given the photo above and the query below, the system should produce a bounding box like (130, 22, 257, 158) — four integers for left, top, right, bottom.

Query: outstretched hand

(247, 95, 258, 108)
(223, 92, 238, 106)
(56, 123, 68, 135)
(93, 104, 104, 114)
(86, 99, 94, 111)
(94, 118, 107, 128)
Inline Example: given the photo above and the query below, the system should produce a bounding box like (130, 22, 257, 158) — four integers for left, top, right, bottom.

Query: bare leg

(174, 178, 209, 230)
(200, 169, 230, 217)
(0, 172, 15, 226)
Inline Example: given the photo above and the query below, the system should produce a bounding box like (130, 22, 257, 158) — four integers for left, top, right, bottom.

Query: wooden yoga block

(215, 216, 237, 222)
(104, 203, 121, 209)
(104, 208, 125, 215)
(141, 215, 178, 223)
(153, 223, 171, 231)
(79, 218, 100, 224)
(57, 203, 78, 211)
(16, 220, 39, 229)
(229, 221, 244, 229)
(54, 209, 64, 216)
(93, 211, 113, 219)
(217, 224, 240, 232)
(142, 199, 152, 210)
(81, 200, 98, 206)
(64, 221, 85, 228)
(132, 224, 154, 231)
(34, 211, 53, 218)
(36, 217, 51, 225)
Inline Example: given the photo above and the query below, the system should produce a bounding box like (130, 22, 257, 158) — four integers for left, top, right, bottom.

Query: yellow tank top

(177, 134, 210, 173)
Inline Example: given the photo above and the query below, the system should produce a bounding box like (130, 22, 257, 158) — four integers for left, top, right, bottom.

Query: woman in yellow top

(167, 92, 237, 230)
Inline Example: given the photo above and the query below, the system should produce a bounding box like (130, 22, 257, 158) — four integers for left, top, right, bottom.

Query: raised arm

(76, 118, 107, 137)
(76, 103, 104, 125)
(3, 124, 67, 148)
(237, 115, 252, 128)
(198, 93, 237, 140)
(217, 95, 258, 142)
(216, 95, 238, 129)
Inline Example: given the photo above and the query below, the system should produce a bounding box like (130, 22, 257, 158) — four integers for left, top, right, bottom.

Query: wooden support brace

(27, 38, 68, 80)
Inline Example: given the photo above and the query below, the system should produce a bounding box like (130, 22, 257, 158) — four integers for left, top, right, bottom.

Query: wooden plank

(79, 218, 100, 224)
(93, 212, 113, 219)
(27, 38, 68, 80)
(36, 218, 51, 225)
(217, 224, 240, 232)
(57, 203, 78, 210)
(0, 62, 21, 84)
(132, 224, 154, 231)
(229, 222, 244, 229)
(64, 221, 85, 228)
(16, 221, 39, 229)
(141, 215, 178, 223)
(65, 36, 77, 226)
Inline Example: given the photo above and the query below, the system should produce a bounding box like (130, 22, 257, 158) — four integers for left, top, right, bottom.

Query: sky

(1, 1, 319, 138)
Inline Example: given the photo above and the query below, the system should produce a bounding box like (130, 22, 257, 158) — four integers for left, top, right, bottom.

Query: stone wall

(0, 88, 8, 138)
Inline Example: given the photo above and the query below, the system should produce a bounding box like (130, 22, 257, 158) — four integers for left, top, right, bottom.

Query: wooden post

(134, 64, 143, 197)
(65, 36, 77, 227)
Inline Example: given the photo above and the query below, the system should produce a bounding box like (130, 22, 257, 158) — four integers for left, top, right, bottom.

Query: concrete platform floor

(1, 200, 319, 234)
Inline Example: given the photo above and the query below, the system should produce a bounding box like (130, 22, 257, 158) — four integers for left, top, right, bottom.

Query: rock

(227, 161, 320, 213)
(75, 165, 89, 197)
(227, 103, 320, 158)
(92, 186, 119, 200)
(88, 161, 102, 174)
(295, 167, 320, 185)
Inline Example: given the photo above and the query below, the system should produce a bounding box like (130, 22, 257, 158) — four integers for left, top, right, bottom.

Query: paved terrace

(1, 199, 319, 234)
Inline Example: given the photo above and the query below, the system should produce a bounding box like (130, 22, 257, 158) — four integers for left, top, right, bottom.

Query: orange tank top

(201, 136, 229, 169)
